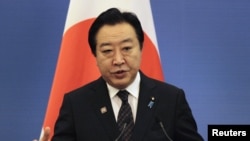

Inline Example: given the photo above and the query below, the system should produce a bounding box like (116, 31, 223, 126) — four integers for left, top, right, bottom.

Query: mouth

(111, 69, 128, 78)
(111, 67, 129, 73)
(116, 70, 125, 74)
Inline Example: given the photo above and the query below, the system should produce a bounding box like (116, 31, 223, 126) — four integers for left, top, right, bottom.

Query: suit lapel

(92, 77, 120, 140)
(133, 72, 159, 141)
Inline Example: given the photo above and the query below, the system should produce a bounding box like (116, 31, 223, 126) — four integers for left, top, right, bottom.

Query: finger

(41, 127, 51, 141)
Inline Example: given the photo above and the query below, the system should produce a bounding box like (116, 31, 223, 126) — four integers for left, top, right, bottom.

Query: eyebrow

(121, 38, 133, 44)
(99, 42, 111, 48)
(99, 38, 133, 48)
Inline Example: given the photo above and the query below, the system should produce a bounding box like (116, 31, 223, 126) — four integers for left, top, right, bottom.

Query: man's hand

(33, 127, 51, 141)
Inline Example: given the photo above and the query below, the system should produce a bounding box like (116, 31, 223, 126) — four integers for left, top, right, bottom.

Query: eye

(102, 49, 112, 54)
(123, 46, 132, 51)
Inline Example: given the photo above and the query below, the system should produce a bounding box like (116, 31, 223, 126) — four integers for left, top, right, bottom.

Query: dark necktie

(117, 90, 134, 141)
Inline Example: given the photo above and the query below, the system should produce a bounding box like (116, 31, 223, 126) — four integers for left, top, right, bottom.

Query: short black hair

(88, 7, 144, 56)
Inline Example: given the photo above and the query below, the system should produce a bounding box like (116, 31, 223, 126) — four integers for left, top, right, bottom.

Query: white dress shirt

(107, 72, 140, 122)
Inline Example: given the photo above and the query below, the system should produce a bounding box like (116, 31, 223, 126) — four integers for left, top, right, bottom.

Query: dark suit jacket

(52, 72, 204, 141)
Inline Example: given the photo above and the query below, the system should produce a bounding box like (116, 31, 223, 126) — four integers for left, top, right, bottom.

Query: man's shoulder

(65, 77, 104, 96)
(141, 72, 182, 91)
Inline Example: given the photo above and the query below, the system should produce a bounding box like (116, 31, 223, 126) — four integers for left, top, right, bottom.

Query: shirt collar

(107, 72, 141, 99)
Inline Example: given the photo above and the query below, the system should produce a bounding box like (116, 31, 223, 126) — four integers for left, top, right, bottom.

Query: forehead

(96, 22, 137, 42)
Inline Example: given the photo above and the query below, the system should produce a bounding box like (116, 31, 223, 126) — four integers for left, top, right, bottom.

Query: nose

(113, 50, 125, 65)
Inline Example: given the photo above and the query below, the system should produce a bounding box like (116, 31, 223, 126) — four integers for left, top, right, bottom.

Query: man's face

(95, 22, 142, 89)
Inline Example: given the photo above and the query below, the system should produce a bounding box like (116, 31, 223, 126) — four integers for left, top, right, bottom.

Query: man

(39, 7, 204, 141)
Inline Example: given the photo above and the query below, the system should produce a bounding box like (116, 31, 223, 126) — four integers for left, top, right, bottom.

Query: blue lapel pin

(148, 97, 155, 109)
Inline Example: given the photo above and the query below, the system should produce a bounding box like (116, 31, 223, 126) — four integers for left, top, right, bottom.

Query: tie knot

(117, 90, 129, 103)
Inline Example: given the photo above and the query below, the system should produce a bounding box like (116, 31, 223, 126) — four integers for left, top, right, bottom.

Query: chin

(113, 84, 127, 89)
(112, 81, 129, 89)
